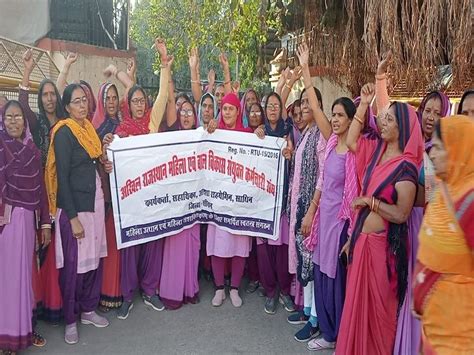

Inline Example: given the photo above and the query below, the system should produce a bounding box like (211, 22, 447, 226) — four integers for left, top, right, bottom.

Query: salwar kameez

(312, 149, 350, 343)
(56, 174, 107, 325)
(257, 213, 291, 298)
(121, 239, 164, 301)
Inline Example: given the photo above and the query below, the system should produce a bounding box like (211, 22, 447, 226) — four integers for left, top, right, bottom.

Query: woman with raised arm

(45, 84, 110, 345)
(336, 83, 423, 355)
(0, 100, 51, 354)
(304, 96, 359, 351)
(375, 52, 448, 355)
(413, 116, 474, 354)
(159, 97, 214, 309)
(102, 39, 171, 320)
(91, 59, 136, 313)
(20, 49, 65, 328)
(285, 43, 327, 343)
(253, 92, 295, 315)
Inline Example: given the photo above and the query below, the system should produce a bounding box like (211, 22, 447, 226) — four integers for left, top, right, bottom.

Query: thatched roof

(282, 0, 473, 97)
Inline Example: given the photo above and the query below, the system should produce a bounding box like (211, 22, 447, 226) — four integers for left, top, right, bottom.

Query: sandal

(307, 338, 335, 351)
(32, 331, 47, 347)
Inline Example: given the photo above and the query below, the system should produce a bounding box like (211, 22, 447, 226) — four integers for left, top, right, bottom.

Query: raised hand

(155, 38, 168, 62)
(232, 80, 240, 93)
(207, 68, 216, 85)
(65, 52, 78, 67)
(167, 55, 174, 68)
(377, 50, 392, 75)
(281, 67, 291, 81)
(103, 64, 118, 78)
(127, 58, 136, 78)
(219, 52, 229, 70)
(22, 49, 35, 72)
(296, 42, 310, 67)
(360, 83, 376, 106)
(189, 48, 199, 69)
(290, 66, 303, 83)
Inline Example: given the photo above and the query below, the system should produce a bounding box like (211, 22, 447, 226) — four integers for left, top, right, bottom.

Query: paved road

(26, 279, 333, 354)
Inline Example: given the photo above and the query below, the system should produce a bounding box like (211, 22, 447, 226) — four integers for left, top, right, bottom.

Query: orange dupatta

(45, 118, 102, 215)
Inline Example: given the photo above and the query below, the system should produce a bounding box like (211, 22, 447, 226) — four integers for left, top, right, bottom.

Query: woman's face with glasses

(4, 104, 25, 140)
(265, 95, 281, 125)
(249, 104, 263, 129)
(179, 101, 195, 130)
(67, 88, 88, 121)
(130, 90, 146, 119)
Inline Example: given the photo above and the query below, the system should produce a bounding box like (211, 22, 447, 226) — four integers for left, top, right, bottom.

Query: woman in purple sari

(0, 101, 51, 353)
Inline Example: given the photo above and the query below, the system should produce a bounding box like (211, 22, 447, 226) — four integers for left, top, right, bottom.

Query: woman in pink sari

(336, 83, 423, 354)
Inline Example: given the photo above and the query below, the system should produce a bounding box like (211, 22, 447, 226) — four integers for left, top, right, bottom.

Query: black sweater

(54, 125, 98, 219)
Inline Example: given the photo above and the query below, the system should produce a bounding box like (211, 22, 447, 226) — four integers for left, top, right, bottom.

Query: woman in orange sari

(414, 115, 474, 354)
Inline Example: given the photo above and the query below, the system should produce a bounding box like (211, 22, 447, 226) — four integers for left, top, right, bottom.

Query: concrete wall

(37, 38, 136, 99)
(51, 52, 130, 98)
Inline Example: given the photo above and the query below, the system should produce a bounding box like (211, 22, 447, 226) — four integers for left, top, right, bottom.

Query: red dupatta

(115, 87, 151, 137)
(218, 93, 252, 133)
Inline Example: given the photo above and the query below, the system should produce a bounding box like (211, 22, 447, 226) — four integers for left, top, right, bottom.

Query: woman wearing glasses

(0, 100, 51, 354)
(253, 93, 295, 315)
(159, 97, 207, 309)
(103, 39, 172, 320)
(45, 84, 111, 344)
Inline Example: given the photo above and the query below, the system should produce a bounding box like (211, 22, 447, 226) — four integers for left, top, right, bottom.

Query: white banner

(107, 128, 286, 249)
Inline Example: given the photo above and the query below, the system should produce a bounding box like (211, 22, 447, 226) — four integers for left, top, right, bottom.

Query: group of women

(0, 38, 473, 354)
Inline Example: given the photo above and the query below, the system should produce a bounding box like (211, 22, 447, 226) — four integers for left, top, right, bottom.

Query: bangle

(224, 80, 231, 85)
(41, 224, 52, 229)
(160, 63, 168, 69)
(19, 84, 30, 91)
(304, 84, 313, 90)
(375, 199, 382, 213)
(370, 197, 375, 211)
(310, 199, 319, 208)
(354, 114, 364, 125)
(285, 83, 292, 90)
(375, 73, 386, 80)
(191, 80, 200, 84)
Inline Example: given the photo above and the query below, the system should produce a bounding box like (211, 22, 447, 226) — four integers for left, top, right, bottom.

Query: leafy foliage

(130, 0, 290, 91)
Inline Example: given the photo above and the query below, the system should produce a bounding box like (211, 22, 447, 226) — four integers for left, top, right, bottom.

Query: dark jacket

(54, 125, 98, 219)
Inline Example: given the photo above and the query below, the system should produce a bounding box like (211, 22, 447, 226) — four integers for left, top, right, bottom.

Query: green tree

(130, 0, 287, 92)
